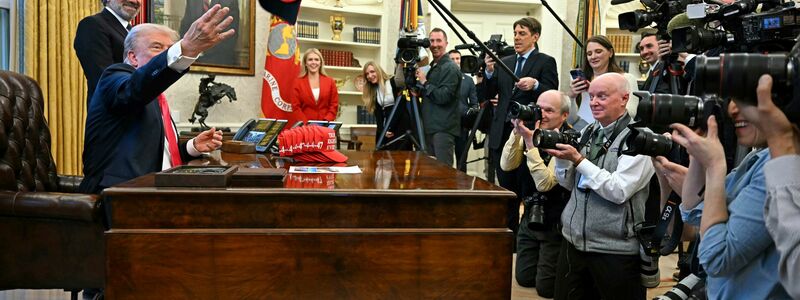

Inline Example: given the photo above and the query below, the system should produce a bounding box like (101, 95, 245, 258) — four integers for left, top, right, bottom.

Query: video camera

(455, 34, 516, 74)
(395, 34, 430, 65)
(671, 0, 800, 54)
(615, 0, 690, 37)
(622, 127, 689, 164)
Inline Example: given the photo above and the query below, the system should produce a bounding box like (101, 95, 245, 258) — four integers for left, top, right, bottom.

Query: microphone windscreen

(667, 13, 704, 35)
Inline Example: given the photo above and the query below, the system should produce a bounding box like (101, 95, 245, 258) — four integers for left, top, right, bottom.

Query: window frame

(0, 0, 18, 72)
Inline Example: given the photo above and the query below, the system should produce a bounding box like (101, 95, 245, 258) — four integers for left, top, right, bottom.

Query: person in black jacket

(74, 0, 141, 107)
(361, 61, 412, 150)
(448, 49, 478, 171)
(482, 17, 559, 239)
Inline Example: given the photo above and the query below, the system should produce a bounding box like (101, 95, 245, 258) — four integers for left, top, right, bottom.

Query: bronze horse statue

(189, 75, 237, 130)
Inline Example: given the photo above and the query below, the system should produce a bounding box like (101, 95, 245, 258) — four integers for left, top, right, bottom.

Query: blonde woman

(294, 48, 339, 121)
(361, 61, 412, 150)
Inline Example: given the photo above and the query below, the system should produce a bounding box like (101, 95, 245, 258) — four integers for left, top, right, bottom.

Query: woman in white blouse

(361, 61, 412, 150)
(567, 35, 640, 130)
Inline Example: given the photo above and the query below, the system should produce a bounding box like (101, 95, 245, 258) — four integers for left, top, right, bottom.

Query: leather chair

(0, 71, 105, 296)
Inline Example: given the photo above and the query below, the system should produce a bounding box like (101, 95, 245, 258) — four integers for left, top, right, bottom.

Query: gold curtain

(24, 1, 100, 175)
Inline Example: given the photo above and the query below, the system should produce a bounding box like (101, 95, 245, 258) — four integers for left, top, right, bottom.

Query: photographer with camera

(483, 17, 558, 240)
(414, 28, 461, 167)
(449, 49, 478, 171)
(668, 97, 791, 298)
(638, 32, 677, 94)
(547, 73, 653, 299)
(742, 74, 800, 299)
(499, 90, 571, 297)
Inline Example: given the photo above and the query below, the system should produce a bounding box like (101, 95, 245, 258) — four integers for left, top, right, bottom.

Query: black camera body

(672, 3, 800, 54)
(617, 0, 689, 36)
(633, 91, 724, 132)
(395, 36, 430, 64)
(622, 127, 689, 165)
(508, 101, 542, 128)
(532, 128, 581, 150)
(457, 34, 516, 74)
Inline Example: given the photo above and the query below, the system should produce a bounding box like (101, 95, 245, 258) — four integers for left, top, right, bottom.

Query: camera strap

(653, 191, 684, 256)
(582, 115, 630, 161)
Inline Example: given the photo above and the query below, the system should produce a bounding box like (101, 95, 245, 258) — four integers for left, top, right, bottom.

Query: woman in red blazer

(294, 48, 339, 122)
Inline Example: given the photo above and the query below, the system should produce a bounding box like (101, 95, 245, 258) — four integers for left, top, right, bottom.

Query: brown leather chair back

(0, 71, 105, 290)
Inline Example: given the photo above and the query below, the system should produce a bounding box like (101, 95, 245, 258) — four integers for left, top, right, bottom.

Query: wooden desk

(103, 151, 514, 299)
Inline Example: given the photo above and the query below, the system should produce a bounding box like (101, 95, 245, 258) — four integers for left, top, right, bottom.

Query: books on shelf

(297, 20, 319, 39)
(356, 105, 376, 124)
(320, 48, 357, 67)
(353, 27, 380, 44)
(608, 34, 634, 54)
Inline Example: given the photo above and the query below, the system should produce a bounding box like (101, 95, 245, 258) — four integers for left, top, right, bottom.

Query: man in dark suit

(638, 32, 673, 94)
(180, 0, 240, 66)
(74, 0, 141, 107)
(79, 5, 235, 195)
(482, 17, 558, 245)
(448, 49, 478, 171)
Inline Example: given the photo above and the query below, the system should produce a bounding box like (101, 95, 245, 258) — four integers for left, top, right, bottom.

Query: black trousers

(490, 147, 535, 239)
(554, 241, 645, 300)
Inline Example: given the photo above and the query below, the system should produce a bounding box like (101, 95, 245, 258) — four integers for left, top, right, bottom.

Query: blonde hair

(361, 61, 391, 112)
(299, 48, 327, 77)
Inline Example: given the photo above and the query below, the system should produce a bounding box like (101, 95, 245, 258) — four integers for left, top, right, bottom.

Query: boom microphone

(454, 43, 477, 50)
(610, 0, 635, 4)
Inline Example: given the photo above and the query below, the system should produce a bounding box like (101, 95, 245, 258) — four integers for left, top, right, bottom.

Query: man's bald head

(587, 73, 629, 126)
(536, 90, 570, 130)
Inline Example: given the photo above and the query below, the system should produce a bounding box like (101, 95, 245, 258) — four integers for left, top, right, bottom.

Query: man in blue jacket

(79, 4, 234, 194)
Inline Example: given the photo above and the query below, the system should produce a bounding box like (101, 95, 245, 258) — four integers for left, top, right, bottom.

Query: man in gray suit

(448, 49, 478, 171)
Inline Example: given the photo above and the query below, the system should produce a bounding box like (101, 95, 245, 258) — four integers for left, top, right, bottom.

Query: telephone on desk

(232, 118, 288, 153)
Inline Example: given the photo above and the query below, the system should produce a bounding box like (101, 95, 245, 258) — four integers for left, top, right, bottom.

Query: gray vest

(560, 114, 650, 255)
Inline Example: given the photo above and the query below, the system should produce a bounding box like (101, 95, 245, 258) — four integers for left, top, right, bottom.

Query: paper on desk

(289, 166, 362, 174)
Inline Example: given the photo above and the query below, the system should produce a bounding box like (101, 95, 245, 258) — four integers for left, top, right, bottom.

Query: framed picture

(148, 0, 255, 75)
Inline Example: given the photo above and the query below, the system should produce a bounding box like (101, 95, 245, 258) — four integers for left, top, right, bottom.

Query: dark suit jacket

(483, 49, 558, 150)
(294, 74, 339, 121)
(74, 8, 128, 106)
(79, 51, 191, 194)
(179, 0, 240, 66)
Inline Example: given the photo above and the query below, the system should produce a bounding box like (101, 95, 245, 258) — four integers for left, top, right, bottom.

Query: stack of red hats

(278, 126, 348, 163)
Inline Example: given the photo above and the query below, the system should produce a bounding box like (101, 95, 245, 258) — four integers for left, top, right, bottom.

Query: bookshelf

(603, 1, 649, 83)
(297, 0, 389, 126)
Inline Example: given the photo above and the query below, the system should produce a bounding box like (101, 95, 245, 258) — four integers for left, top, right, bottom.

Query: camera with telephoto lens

(622, 127, 689, 165)
(395, 34, 430, 64)
(693, 49, 800, 125)
(633, 91, 724, 131)
(508, 101, 543, 128)
(456, 34, 516, 74)
(532, 128, 581, 150)
(671, 1, 800, 54)
(654, 273, 707, 300)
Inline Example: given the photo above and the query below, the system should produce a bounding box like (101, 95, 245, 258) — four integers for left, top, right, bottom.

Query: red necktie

(158, 94, 183, 167)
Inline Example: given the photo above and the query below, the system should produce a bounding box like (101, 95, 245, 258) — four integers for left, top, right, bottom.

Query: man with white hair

(500, 90, 573, 297)
(546, 73, 654, 299)
(79, 5, 234, 195)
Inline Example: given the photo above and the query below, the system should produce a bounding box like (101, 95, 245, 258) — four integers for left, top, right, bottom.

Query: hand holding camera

(653, 155, 688, 193)
(512, 119, 537, 149)
(740, 74, 800, 158)
(670, 116, 726, 171)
